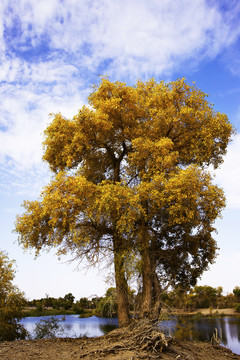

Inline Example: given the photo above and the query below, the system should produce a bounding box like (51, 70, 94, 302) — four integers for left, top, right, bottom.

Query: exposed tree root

(131, 319, 170, 353)
(78, 318, 171, 358)
(76, 319, 240, 359)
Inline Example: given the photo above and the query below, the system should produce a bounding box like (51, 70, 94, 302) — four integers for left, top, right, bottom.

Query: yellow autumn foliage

(15, 77, 233, 324)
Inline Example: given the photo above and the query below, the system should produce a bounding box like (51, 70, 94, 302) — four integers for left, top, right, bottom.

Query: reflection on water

(99, 323, 118, 335)
(160, 317, 240, 355)
(20, 315, 240, 354)
(20, 315, 118, 338)
(188, 317, 240, 355)
(64, 323, 73, 331)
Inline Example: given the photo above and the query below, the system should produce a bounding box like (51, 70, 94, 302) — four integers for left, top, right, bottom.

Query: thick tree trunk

(140, 237, 162, 319)
(111, 159, 130, 327)
(141, 243, 153, 317)
(113, 236, 130, 327)
(151, 270, 162, 320)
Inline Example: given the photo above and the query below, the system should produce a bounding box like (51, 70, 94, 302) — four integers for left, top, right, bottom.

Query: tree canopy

(15, 77, 233, 327)
(0, 251, 27, 341)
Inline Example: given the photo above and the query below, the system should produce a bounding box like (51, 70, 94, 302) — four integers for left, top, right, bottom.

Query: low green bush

(33, 316, 64, 339)
(235, 303, 240, 313)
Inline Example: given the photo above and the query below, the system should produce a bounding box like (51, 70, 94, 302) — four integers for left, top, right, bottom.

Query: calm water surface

(161, 317, 240, 355)
(20, 315, 118, 338)
(20, 315, 240, 355)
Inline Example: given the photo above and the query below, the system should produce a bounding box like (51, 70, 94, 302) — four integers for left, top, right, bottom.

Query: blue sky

(1, 0, 240, 300)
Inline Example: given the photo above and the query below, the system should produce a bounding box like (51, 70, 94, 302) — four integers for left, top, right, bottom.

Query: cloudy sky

(1, 0, 240, 300)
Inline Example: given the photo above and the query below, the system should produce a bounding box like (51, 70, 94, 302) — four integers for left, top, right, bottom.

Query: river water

(161, 316, 240, 355)
(20, 315, 118, 338)
(20, 315, 240, 355)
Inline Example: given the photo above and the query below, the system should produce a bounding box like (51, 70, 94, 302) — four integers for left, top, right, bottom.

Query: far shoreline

(169, 307, 239, 317)
(22, 306, 239, 318)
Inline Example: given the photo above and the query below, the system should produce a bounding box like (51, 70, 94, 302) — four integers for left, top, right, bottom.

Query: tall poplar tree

(15, 78, 233, 326)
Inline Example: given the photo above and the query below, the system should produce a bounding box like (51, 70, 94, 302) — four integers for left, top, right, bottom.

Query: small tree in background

(233, 286, 240, 299)
(233, 286, 240, 312)
(95, 288, 118, 318)
(0, 250, 28, 341)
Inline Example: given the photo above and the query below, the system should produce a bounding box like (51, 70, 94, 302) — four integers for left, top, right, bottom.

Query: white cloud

(1, 0, 240, 80)
(213, 134, 240, 209)
(198, 251, 240, 294)
(0, 69, 85, 171)
(1, 1, 239, 84)
(0, 161, 50, 199)
(0, 0, 239, 194)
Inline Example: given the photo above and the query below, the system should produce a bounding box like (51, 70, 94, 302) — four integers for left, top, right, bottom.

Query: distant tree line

(161, 285, 240, 312)
(25, 285, 240, 317)
(25, 293, 102, 315)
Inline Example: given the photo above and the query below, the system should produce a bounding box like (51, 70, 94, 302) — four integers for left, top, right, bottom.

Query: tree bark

(140, 235, 162, 319)
(109, 154, 130, 327)
(113, 236, 130, 327)
(140, 243, 153, 317)
(151, 270, 162, 320)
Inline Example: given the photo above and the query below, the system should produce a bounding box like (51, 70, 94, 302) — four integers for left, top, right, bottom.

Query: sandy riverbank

(169, 308, 238, 316)
(0, 318, 240, 360)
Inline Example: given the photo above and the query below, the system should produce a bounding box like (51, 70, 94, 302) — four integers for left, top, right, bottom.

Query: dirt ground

(0, 337, 239, 360)
(0, 310, 236, 360)
(0, 320, 239, 360)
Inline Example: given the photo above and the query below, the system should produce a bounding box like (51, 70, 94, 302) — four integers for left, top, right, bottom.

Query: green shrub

(33, 316, 64, 339)
(95, 289, 117, 318)
(36, 302, 43, 312)
(72, 304, 85, 314)
(235, 303, 240, 313)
